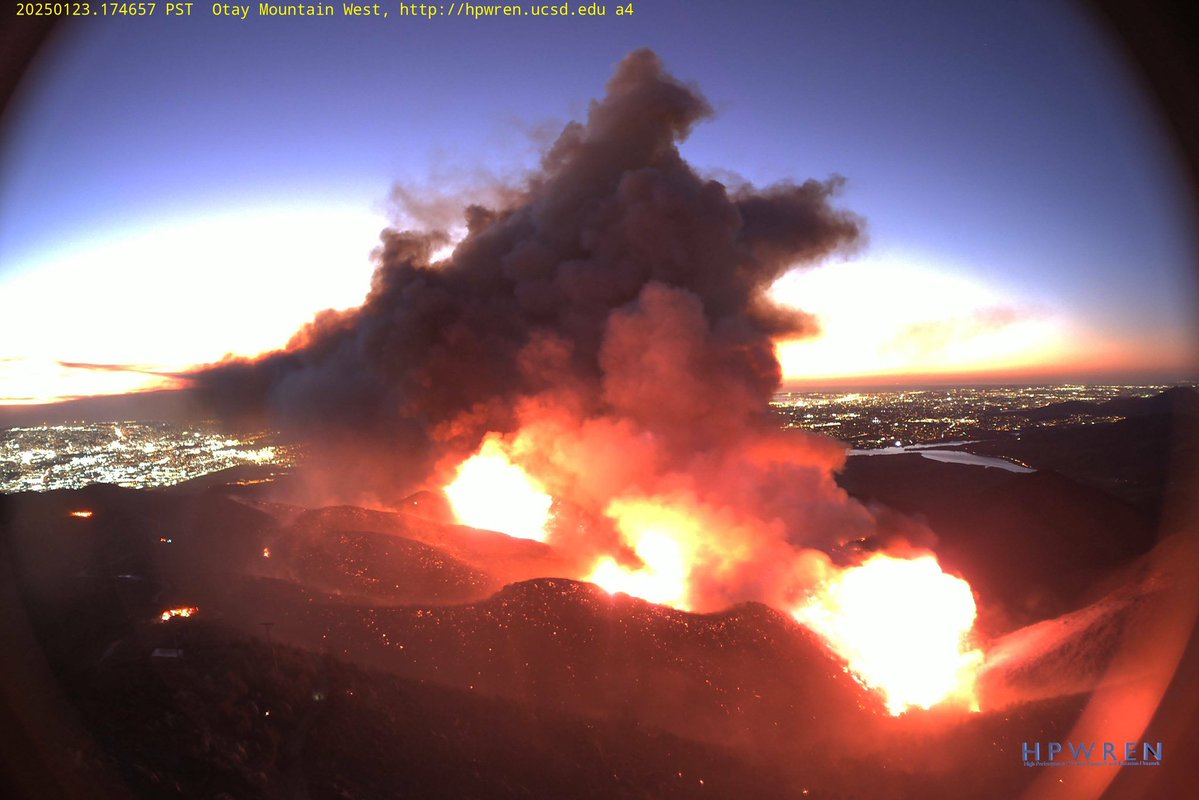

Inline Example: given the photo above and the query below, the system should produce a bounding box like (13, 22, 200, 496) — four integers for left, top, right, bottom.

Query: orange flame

(160, 606, 199, 622)
(587, 499, 697, 609)
(443, 435, 984, 717)
(444, 437, 553, 542)
(792, 553, 982, 715)
(68, 510, 93, 518)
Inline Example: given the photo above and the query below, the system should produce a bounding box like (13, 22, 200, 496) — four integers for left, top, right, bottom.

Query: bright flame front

(443, 439, 984, 716)
(160, 606, 199, 622)
(588, 532, 690, 608)
(444, 437, 553, 542)
(585, 498, 715, 611)
(793, 553, 982, 715)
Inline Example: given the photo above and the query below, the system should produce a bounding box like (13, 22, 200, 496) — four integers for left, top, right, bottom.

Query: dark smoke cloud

(193, 49, 863, 505)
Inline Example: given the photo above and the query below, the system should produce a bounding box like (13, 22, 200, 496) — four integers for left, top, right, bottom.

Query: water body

(848, 445, 1035, 473)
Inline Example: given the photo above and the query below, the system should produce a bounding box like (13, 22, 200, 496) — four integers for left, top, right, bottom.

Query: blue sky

(1, 0, 1196, 399)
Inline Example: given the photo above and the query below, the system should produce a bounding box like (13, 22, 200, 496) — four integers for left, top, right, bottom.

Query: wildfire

(160, 606, 199, 622)
(587, 500, 696, 609)
(437, 418, 987, 718)
(68, 510, 93, 518)
(793, 553, 982, 715)
(443, 436, 983, 716)
(443, 437, 553, 542)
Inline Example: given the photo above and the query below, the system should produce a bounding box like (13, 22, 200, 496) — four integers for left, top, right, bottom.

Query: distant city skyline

(1, 1, 1196, 403)
(4, 382, 1182, 491)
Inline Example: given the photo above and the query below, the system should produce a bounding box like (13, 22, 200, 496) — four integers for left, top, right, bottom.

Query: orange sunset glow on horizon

(3, 245, 1195, 407)
(772, 257, 1198, 387)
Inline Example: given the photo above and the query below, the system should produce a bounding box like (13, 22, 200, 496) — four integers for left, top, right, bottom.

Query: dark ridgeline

(2, 385, 1192, 796)
(0, 480, 1091, 800)
(978, 386, 1199, 521)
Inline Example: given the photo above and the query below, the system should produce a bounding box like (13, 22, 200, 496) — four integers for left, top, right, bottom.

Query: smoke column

(195, 49, 895, 612)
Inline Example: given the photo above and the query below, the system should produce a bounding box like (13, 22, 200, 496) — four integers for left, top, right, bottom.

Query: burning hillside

(5, 474, 1186, 799)
(191, 49, 989, 717)
(440, 434, 984, 715)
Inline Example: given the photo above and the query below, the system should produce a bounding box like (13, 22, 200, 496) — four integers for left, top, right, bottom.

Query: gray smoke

(193, 49, 863, 512)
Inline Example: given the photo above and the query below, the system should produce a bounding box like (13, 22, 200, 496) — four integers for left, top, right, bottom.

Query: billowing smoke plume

(196, 50, 897, 612)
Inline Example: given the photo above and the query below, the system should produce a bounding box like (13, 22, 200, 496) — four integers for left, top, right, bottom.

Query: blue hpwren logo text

(1021, 741, 1163, 767)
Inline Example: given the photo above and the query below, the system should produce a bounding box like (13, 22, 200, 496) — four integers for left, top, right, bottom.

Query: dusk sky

(1, 0, 1196, 402)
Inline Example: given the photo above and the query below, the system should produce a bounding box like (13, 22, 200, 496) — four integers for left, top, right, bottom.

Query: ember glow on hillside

(159, 606, 199, 622)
